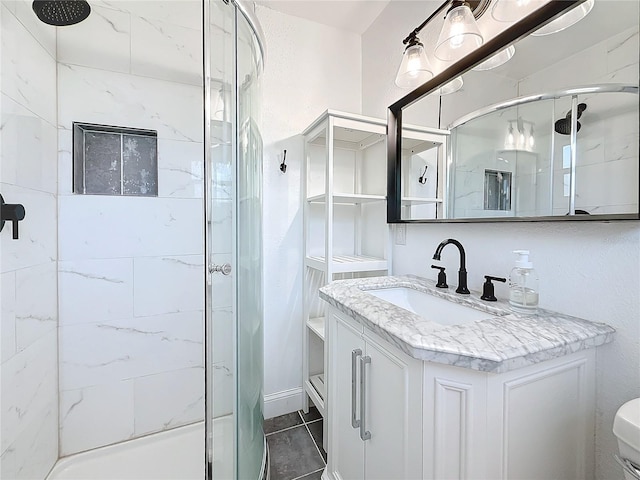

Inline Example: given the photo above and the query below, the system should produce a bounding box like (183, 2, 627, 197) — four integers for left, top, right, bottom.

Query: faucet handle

(481, 275, 506, 302)
(431, 265, 448, 289)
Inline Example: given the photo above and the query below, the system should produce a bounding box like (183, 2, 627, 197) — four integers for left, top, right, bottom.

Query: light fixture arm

(401, 0, 471, 45)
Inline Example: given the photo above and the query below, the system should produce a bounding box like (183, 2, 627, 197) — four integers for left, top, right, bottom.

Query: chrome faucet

(432, 238, 470, 295)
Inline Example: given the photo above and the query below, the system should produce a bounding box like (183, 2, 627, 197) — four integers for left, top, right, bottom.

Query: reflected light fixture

(491, 0, 531, 22)
(528, 124, 535, 148)
(505, 122, 515, 148)
(438, 76, 464, 95)
(395, 36, 434, 88)
(472, 45, 515, 71)
(434, 1, 484, 62)
(531, 0, 594, 36)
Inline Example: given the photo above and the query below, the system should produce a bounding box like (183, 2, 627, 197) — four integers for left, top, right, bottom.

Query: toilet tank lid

(614, 398, 640, 451)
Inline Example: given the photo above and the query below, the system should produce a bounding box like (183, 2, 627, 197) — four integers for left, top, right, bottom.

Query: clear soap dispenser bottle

(509, 250, 539, 313)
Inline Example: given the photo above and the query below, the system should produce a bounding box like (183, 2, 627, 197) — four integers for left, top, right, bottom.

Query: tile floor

(265, 407, 326, 480)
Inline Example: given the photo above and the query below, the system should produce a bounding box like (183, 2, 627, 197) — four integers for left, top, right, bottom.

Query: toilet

(614, 398, 640, 480)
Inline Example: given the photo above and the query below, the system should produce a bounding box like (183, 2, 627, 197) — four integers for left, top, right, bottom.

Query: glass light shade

(438, 76, 464, 95)
(531, 0, 594, 36)
(472, 45, 515, 71)
(434, 4, 484, 62)
(395, 43, 434, 88)
(491, 0, 532, 22)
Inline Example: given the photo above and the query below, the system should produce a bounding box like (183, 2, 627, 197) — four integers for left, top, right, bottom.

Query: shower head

(32, 0, 91, 26)
(554, 103, 587, 135)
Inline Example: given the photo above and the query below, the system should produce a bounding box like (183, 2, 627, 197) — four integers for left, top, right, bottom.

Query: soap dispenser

(509, 250, 539, 313)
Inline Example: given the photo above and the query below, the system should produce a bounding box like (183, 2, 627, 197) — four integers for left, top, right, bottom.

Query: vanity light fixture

(394, 0, 490, 89)
(531, 0, 594, 36)
(434, 1, 484, 61)
(395, 36, 434, 88)
(491, 0, 531, 23)
(504, 119, 535, 151)
(528, 124, 535, 148)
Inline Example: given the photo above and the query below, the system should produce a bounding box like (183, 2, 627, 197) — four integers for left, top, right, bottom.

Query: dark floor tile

(299, 406, 321, 423)
(267, 425, 325, 480)
(306, 420, 326, 462)
(264, 412, 303, 434)
(295, 468, 324, 480)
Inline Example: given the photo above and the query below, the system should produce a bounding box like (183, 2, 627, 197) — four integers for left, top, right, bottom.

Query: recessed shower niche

(73, 122, 158, 196)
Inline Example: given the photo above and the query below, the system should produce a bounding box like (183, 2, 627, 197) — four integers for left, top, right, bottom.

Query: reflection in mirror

(393, 0, 639, 222)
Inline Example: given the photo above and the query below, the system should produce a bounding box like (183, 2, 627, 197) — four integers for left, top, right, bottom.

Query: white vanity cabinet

(326, 308, 423, 480)
(325, 304, 598, 480)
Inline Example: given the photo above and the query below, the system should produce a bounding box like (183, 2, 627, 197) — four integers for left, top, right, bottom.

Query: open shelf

(401, 197, 443, 205)
(304, 376, 326, 417)
(307, 317, 325, 340)
(307, 193, 386, 205)
(306, 254, 388, 273)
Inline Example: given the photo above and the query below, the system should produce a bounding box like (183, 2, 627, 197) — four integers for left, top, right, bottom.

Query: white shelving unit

(302, 111, 391, 422)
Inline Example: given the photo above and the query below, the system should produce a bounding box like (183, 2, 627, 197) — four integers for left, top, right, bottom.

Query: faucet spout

(432, 238, 470, 294)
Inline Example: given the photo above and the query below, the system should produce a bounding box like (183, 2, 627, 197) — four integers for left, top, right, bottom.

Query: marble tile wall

(0, 4, 59, 479)
(55, 0, 215, 456)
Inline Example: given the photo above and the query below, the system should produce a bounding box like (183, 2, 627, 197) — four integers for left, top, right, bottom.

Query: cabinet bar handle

(351, 349, 362, 428)
(359, 355, 371, 441)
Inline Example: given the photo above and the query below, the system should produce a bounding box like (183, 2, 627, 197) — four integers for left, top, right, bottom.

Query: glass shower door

(205, 1, 264, 479)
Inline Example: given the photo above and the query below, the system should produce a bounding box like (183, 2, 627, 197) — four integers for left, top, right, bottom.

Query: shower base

(46, 416, 233, 480)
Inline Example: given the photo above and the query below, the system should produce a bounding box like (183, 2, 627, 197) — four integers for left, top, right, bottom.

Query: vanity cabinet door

(363, 334, 423, 480)
(327, 311, 365, 479)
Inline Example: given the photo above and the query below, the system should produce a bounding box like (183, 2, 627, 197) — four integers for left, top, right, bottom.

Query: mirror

(388, 0, 639, 222)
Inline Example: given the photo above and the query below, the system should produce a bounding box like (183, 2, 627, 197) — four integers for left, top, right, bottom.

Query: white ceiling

(255, 0, 391, 35)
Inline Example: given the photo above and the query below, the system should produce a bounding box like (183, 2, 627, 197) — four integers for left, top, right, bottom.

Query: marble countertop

(319, 275, 615, 373)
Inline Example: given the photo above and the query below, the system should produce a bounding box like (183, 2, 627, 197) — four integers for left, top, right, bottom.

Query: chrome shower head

(32, 0, 91, 26)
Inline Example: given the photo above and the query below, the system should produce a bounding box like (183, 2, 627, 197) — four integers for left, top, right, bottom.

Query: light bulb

(528, 125, 535, 149)
(434, 2, 483, 62)
(395, 39, 433, 88)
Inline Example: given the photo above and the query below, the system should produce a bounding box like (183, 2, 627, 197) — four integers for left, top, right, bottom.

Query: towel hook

(418, 165, 428, 184)
(279, 150, 287, 173)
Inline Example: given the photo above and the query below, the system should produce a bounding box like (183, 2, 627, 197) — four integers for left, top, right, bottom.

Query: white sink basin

(366, 287, 495, 326)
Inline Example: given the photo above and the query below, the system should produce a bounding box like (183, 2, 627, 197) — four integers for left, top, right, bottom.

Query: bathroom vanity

(319, 276, 615, 480)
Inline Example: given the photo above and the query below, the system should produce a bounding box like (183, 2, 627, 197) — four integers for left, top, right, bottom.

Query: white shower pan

(47, 417, 233, 480)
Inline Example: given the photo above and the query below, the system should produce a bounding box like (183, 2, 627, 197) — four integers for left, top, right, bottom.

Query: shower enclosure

(0, 0, 265, 479)
(447, 84, 639, 219)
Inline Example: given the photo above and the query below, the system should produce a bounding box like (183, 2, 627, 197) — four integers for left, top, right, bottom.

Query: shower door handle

(351, 348, 362, 429)
(209, 263, 232, 275)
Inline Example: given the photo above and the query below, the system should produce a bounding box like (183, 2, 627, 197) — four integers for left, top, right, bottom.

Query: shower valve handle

(209, 263, 232, 275)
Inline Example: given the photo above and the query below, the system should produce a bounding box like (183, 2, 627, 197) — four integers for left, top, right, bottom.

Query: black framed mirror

(387, 0, 639, 223)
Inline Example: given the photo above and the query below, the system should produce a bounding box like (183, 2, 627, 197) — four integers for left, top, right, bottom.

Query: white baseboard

(263, 387, 303, 419)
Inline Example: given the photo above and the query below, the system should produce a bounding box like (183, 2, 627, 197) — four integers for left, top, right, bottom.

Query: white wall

(55, 1, 205, 455)
(0, 3, 59, 479)
(255, 4, 362, 417)
(361, 5, 640, 480)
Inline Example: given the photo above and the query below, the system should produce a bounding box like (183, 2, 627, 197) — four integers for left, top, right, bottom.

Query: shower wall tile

(59, 311, 203, 391)
(157, 139, 204, 198)
(0, 400, 58, 480)
(213, 307, 233, 364)
(57, 63, 203, 142)
(105, 0, 202, 30)
(0, 184, 57, 272)
(58, 196, 203, 260)
(133, 367, 204, 436)
(59, 380, 135, 456)
(15, 262, 57, 351)
(1, 272, 17, 363)
(213, 361, 234, 418)
(59, 258, 134, 326)
(57, 5, 131, 74)
(9, 0, 56, 57)
(131, 14, 202, 86)
(1, 8, 56, 125)
(1, 94, 58, 194)
(0, 330, 58, 454)
(133, 255, 204, 317)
